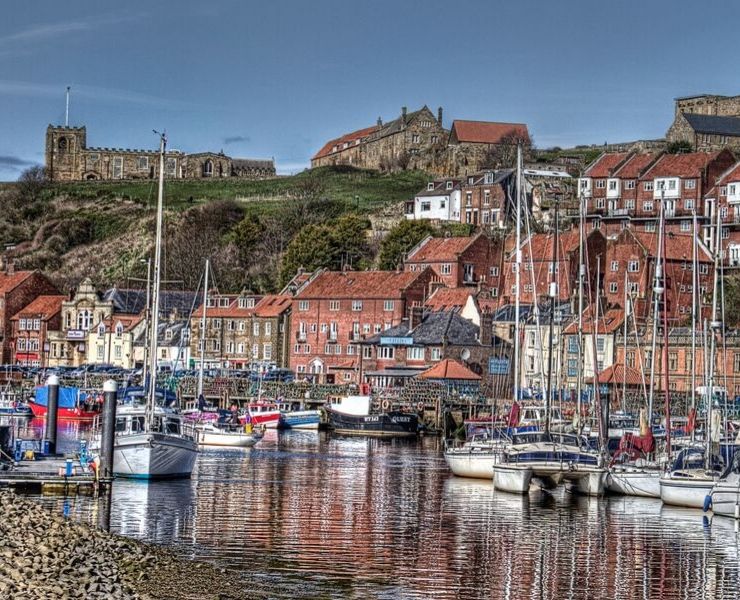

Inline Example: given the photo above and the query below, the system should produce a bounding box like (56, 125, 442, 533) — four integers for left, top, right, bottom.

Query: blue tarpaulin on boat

(33, 386, 87, 408)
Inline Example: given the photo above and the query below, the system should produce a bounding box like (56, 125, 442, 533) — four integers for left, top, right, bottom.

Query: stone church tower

(45, 125, 87, 181)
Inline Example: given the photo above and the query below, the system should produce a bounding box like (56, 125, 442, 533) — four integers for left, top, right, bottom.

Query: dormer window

(484, 172, 494, 184)
(219, 298, 229, 308)
(468, 177, 474, 185)
(97, 323, 105, 337)
(427, 182, 435, 191)
(207, 298, 216, 308)
(446, 181, 453, 191)
(115, 323, 123, 337)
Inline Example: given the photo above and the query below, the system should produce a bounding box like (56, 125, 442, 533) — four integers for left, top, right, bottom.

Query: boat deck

(0, 458, 111, 495)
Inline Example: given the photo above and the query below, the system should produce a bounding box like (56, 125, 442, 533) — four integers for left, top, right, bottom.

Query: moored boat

(325, 395, 418, 437)
(194, 421, 263, 448)
(278, 409, 321, 430)
(28, 386, 100, 421)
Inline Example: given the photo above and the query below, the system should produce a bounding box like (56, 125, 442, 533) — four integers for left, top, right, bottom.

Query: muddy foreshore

(0, 490, 259, 599)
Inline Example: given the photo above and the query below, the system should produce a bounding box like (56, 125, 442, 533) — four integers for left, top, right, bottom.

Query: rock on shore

(0, 490, 257, 599)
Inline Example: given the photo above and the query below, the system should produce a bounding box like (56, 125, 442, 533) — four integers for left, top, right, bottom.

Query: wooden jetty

(0, 458, 111, 495)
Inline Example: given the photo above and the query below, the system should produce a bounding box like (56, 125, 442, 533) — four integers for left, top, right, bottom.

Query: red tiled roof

(562, 306, 625, 334)
(11, 295, 65, 321)
(631, 232, 712, 262)
(587, 364, 644, 386)
(192, 295, 263, 318)
(584, 152, 630, 178)
(0, 270, 33, 295)
(297, 270, 424, 299)
(451, 120, 529, 145)
(406, 235, 479, 262)
(254, 294, 291, 317)
(424, 288, 472, 312)
(419, 358, 481, 381)
(612, 153, 660, 179)
(714, 160, 740, 186)
(519, 228, 581, 259)
(641, 151, 722, 179)
(312, 125, 378, 160)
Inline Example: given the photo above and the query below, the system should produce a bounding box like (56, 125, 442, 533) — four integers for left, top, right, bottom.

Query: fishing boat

(247, 401, 282, 428)
(325, 394, 418, 437)
(28, 386, 100, 421)
(0, 388, 32, 417)
(194, 421, 263, 448)
(110, 133, 198, 479)
(278, 408, 321, 430)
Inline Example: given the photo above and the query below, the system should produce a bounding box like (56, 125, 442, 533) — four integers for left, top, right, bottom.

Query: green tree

(377, 219, 435, 270)
(228, 215, 264, 264)
(280, 224, 337, 286)
(723, 275, 740, 327)
(666, 140, 693, 154)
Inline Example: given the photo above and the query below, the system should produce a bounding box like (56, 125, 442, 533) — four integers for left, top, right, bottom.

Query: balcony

(607, 208, 630, 217)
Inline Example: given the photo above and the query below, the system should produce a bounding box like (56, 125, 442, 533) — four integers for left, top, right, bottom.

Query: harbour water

(21, 421, 740, 599)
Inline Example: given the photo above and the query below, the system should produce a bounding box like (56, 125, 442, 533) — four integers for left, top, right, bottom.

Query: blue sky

(1, 0, 739, 180)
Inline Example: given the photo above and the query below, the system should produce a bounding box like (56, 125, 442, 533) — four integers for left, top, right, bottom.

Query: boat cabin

(115, 413, 183, 436)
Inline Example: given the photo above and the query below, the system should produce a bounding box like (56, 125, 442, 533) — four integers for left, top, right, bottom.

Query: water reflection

(26, 430, 740, 599)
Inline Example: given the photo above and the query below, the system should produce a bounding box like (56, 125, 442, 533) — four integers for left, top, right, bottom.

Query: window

(238, 320, 245, 331)
(465, 192, 472, 207)
(592, 220, 601, 230)
(137, 156, 148, 170)
(263, 343, 272, 360)
(97, 346, 104, 360)
(253, 322, 260, 336)
(213, 339, 221, 352)
(596, 198, 605, 209)
(685, 199, 694, 210)
(431, 135, 438, 144)
(625, 199, 635, 209)
(668, 352, 678, 371)
(643, 201, 653, 211)
(115, 323, 123, 337)
(731, 184, 738, 195)
(384, 300, 394, 312)
(568, 337, 579, 354)
(412, 134, 420, 144)
(430, 347, 442, 360)
(228, 320, 235, 331)
(681, 220, 691, 232)
(446, 181, 453, 191)
(596, 337, 605, 353)
(700, 264, 709, 275)
(668, 179, 677, 190)
(628, 260, 639, 272)
(427, 182, 435, 191)
(608, 180, 617, 191)
(611, 261, 618, 272)
(213, 319, 221, 329)
(166, 158, 177, 177)
(626, 351, 635, 368)
(362, 346, 373, 359)
(720, 186, 727, 196)
(19, 319, 26, 330)
(377, 346, 395, 360)
(685, 179, 696, 190)
(595, 180, 606, 189)
(734, 353, 740, 373)
(440, 199, 446, 210)
(298, 300, 309, 311)
(237, 343, 244, 354)
(407, 347, 424, 360)
(567, 359, 578, 377)
(227, 342, 235, 354)
(645, 222, 656, 233)
(238, 297, 256, 309)
(645, 350, 652, 369)
(352, 300, 363, 311)
(112, 156, 123, 179)
(440, 263, 451, 275)
(723, 227, 730, 239)
(491, 287, 499, 297)
(219, 298, 229, 308)
(253, 343, 259, 357)
(644, 182, 654, 191)
(490, 266, 499, 277)
(265, 322, 272, 336)
(77, 309, 92, 331)
(484, 191, 491, 206)
(609, 282, 618, 293)
(628, 282, 639, 294)
(421, 201, 431, 212)
(626, 180, 636, 190)
(203, 160, 213, 177)
(17, 338, 26, 351)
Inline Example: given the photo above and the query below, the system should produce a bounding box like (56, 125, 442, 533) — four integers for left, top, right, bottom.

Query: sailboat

(659, 201, 724, 506)
(111, 133, 198, 479)
(493, 175, 601, 494)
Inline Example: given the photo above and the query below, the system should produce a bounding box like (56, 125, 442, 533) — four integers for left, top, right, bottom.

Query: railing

(607, 208, 630, 217)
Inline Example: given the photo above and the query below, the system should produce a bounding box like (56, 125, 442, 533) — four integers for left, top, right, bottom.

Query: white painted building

(405, 178, 462, 221)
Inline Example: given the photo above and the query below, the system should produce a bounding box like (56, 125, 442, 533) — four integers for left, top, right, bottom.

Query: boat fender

(703, 494, 712, 513)
(381, 399, 390, 411)
(416, 402, 425, 412)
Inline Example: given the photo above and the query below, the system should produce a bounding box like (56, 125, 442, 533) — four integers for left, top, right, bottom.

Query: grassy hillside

(1, 166, 429, 292)
(47, 166, 429, 215)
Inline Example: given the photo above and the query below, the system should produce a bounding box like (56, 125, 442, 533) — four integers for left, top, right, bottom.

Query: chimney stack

(377, 116, 383, 128)
(401, 106, 407, 125)
(437, 106, 443, 126)
(5, 259, 14, 275)
(480, 311, 493, 347)
(409, 303, 423, 330)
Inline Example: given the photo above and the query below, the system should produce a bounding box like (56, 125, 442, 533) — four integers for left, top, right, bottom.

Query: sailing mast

(706, 206, 722, 469)
(690, 210, 698, 441)
(660, 195, 671, 462)
(513, 145, 522, 407)
(197, 259, 210, 399)
(647, 195, 665, 434)
(545, 199, 559, 434)
(146, 132, 167, 428)
(576, 183, 586, 429)
(621, 270, 629, 414)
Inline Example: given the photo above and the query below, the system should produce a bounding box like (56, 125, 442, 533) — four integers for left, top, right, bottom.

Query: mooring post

(45, 374, 60, 455)
(100, 379, 118, 480)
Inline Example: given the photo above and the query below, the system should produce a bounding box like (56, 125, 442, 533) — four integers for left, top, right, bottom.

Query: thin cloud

(0, 79, 193, 109)
(223, 135, 251, 145)
(0, 155, 37, 172)
(0, 13, 145, 47)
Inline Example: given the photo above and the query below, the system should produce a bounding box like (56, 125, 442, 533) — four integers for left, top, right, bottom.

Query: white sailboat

(112, 133, 198, 479)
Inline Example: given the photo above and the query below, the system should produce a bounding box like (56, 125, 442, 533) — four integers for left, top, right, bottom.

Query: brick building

(666, 94, 740, 151)
(459, 170, 512, 228)
(500, 228, 606, 307)
(444, 120, 530, 177)
(189, 293, 291, 370)
(289, 269, 434, 383)
(0, 266, 59, 364)
(45, 124, 275, 182)
(703, 160, 740, 262)
(9, 295, 65, 367)
(602, 229, 713, 323)
(579, 150, 735, 235)
(404, 233, 502, 290)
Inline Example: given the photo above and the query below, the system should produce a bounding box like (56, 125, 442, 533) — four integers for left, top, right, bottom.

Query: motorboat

(28, 385, 100, 421)
(247, 401, 282, 428)
(278, 409, 321, 430)
(194, 421, 263, 448)
(325, 395, 418, 437)
(707, 452, 740, 518)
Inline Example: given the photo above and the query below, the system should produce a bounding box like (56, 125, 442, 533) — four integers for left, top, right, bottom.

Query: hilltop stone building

(311, 105, 529, 177)
(45, 124, 276, 182)
(666, 94, 740, 151)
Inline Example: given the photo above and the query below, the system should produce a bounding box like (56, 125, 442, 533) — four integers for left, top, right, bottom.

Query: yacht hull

(114, 433, 198, 479)
(445, 450, 499, 479)
(571, 468, 608, 496)
(493, 464, 533, 493)
(197, 429, 262, 448)
(607, 468, 662, 498)
(710, 482, 740, 518)
(659, 476, 715, 508)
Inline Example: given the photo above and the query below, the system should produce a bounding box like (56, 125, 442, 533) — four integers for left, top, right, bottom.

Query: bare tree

(481, 131, 535, 169)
